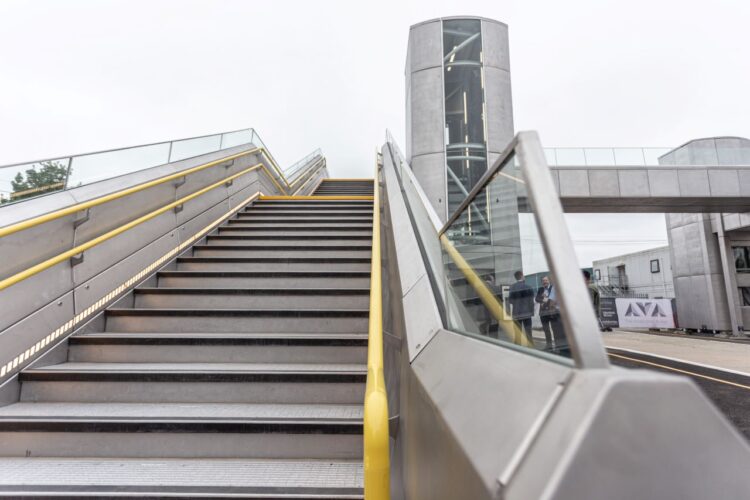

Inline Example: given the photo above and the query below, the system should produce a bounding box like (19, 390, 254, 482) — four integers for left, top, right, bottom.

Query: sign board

(615, 298, 675, 329)
(599, 297, 619, 328)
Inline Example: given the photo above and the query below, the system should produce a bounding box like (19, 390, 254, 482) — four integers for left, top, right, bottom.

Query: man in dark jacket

(508, 271, 535, 344)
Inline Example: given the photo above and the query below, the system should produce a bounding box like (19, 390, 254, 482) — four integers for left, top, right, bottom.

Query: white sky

(1, 0, 749, 266)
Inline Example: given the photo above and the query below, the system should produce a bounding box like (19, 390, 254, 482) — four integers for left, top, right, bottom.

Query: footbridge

(0, 128, 748, 499)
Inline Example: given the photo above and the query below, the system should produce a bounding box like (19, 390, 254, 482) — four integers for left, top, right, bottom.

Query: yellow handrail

(439, 234, 535, 348)
(0, 148, 325, 239)
(363, 157, 390, 499)
(0, 164, 262, 292)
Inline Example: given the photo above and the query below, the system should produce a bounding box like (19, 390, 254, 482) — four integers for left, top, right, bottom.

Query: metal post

(63, 157, 74, 189)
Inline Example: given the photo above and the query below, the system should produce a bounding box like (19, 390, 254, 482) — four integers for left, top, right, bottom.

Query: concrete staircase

(0, 195, 373, 498)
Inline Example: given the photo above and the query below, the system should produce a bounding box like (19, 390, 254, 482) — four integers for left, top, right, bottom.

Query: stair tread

(0, 457, 363, 493)
(0, 402, 363, 421)
(134, 288, 370, 294)
(106, 308, 369, 316)
(27, 362, 366, 373)
(71, 332, 369, 342)
(160, 271, 369, 276)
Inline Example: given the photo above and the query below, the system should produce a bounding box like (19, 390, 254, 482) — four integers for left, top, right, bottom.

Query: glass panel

(555, 148, 585, 166)
(643, 148, 671, 165)
(544, 148, 557, 166)
(613, 148, 646, 166)
(584, 148, 615, 165)
(734, 247, 750, 272)
(0, 158, 71, 204)
(441, 153, 574, 362)
(169, 134, 222, 162)
(68, 143, 171, 187)
(220, 129, 254, 149)
(443, 19, 488, 216)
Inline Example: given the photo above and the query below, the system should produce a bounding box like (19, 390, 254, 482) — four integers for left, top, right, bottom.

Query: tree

(8, 161, 69, 202)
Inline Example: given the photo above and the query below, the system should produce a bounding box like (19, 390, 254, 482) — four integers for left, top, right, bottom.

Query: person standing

(536, 276, 567, 353)
(583, 270, 602, 329)
(508, 271, 535, 344)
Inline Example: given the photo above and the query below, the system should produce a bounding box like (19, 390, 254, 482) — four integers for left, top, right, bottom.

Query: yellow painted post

(363, 157, 390, 499)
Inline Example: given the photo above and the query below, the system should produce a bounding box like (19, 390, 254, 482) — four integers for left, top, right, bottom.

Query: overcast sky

(1, 0, 748, 266)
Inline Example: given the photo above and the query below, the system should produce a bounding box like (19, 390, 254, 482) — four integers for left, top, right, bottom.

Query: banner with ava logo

(615, 298, 675, 329)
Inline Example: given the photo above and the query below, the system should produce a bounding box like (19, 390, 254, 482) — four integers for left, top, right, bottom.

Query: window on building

(740, 287, 750, 306)
(734, 247, 750, 272)
(650, 259, 660, 273)
(594, 269, 601, 281)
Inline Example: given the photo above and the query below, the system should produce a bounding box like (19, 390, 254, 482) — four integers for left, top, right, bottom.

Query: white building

(593, 246, 674, 299)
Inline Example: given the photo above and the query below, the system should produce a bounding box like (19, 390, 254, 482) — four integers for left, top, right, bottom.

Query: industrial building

(593, 246, 674, 299)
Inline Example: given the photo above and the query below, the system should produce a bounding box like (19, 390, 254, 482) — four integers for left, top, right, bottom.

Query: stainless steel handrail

(385, 130, 610, 369)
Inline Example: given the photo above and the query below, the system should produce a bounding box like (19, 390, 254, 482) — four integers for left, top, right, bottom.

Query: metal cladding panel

(484, 66, 514, 155)
(73, 230, 178, 313)
(71, 183, 177, 244)
(0, 214, 76, 279)
(406, 20, 443, 73)
(616, 169, 650, 197)
(481, 19, 510, 70)
(587, 170, 620, 197)
(677, 169, 711, 197)
(71, 211, 178, 285)
(505, 370, 750, 500)
(708, 169, 740, 196)
(647, 169, 680, 196)
(409, 68, 445, 158)
(558, 170, 590, 197)
(0, 262, 73, 332)
(174, 182, 229, 226)
(410, 152, 447, 221)
(0, 291, 74, 375)
(410, 330, 572, 496)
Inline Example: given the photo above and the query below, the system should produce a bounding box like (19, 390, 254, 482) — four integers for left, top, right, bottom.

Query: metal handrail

(363, 153, 390, 499)
(0, 163, 264, 292)
(0, 153, 327, 292)
(0, 147, 325, 239)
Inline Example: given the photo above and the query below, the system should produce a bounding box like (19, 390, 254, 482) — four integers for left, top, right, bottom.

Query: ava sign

(615, 298, 675, 329)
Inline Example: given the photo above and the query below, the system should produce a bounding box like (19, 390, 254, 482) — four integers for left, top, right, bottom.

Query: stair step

(69, 332, 367, 363)
(157, 270, 370, 288)
(132, 288, 370, 310)
(0, 401, 363, 420)
(226, 220, 373, 229)
(242, 210, 372, 215)
(213, 232, 372, 240)
(234, 217, 373, 224)
(20, 363, 366, 404)
(204, 238, 372, 247)
(176, 257, 371, 272)
(192, 245, 370, 259)
(0, 402, 363, 459)
(217, 228, 373, 237)
(104, 308, 369, 333)
(0, 457, 363, 498)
